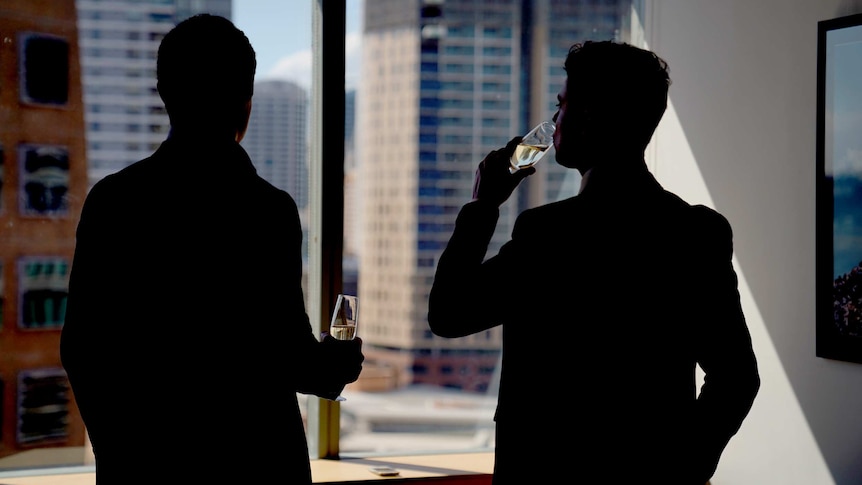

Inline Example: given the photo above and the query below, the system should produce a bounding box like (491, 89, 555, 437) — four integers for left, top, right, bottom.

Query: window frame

(0, 0, 652, 475)
(307, 0, 347, 461)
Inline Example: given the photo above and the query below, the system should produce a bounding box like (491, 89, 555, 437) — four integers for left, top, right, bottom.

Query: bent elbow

(427, 314, 460, 338)
(748, 369, 761, 400)
(735, 362, 761, 411)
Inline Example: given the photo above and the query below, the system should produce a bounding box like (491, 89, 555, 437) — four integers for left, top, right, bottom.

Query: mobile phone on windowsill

(368, 466, 400, 477)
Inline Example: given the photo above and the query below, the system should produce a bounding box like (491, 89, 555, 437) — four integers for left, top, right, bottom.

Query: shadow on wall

(839, 0, 862, 15)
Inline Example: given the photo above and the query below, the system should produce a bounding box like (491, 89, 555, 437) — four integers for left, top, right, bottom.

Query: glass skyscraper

(241, 79, 309, 208)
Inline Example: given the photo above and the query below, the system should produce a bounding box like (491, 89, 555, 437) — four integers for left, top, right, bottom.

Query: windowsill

(313, 452, 493, 483)
(0, 450, 494, 484)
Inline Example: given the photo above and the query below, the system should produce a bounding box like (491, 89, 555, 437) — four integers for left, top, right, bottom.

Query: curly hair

(563, 40, 671, 147)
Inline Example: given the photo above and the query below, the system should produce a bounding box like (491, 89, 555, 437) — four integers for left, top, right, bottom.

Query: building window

(18, 145, 69, 217)
(18, 33, 69, 106)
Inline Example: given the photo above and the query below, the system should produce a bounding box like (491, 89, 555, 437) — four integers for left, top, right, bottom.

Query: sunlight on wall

(653, 100, 835, 485)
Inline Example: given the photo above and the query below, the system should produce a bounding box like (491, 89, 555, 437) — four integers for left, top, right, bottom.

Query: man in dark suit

(60, 14, 363, 484)
(428, 40, 760, 485)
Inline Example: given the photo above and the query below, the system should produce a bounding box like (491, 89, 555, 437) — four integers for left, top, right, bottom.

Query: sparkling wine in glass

(330, 294, 358, 341)
(326, 294, 358, 402)
(509, 120, 556, 174)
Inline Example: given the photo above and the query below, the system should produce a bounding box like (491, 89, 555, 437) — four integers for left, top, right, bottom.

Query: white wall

(646, 1, 862, 484)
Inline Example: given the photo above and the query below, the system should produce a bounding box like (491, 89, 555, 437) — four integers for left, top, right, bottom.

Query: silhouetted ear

(235, 99, 252, 142)
(156, 81, 167, 104)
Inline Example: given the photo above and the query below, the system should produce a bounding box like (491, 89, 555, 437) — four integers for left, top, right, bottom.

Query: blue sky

(233, 0, 363, 90)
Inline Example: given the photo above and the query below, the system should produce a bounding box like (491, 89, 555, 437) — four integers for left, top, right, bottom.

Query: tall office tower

(358, 0, 632, 392)
(0, 0, 88, 460)
(241, 79, 309, 209)
(76, 0, 230, 189)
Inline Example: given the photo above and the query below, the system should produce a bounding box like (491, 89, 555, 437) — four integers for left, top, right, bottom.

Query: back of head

(564, 40, 670, 149)
(157, 14, 256, 132)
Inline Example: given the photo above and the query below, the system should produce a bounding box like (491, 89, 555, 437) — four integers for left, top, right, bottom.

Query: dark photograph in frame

(816, 12, 862, 363)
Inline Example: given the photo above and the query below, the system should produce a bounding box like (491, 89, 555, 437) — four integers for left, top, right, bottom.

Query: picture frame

(816, 12, 862, 363)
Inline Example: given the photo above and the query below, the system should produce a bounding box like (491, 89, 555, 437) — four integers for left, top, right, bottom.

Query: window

(0, 0, 639, 476)
(16, 369, 71, 445)
(18, 33, 69, 106)
(18, 145, 70, 217)
(18, 258, 69, 330)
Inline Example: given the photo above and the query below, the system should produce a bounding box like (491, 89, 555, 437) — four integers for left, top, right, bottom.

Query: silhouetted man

(61, 14, 363, 484)
(428, 40, 760, 485)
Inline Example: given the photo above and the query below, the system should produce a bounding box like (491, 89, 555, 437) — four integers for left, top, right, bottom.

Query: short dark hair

(564, 40, 671, 147)
(156, 14, 256, 127)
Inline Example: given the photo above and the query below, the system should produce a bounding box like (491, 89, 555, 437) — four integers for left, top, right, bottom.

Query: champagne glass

(326, 294, 358, 402)
(509, 120, 556, 174)
(330, 294, 358, 341)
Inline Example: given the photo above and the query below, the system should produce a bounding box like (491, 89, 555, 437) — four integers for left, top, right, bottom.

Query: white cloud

(263, 31, 362, 92)
(345, 30, 362, 91)
(264, 49, 313, 90)
(835, 147, 862, 177)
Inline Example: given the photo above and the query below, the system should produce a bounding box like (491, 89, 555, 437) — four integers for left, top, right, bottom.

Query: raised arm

(428, 137, 531, 338)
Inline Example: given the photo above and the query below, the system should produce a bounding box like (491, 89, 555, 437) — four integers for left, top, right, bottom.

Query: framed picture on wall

(816, 12, 862, 364)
